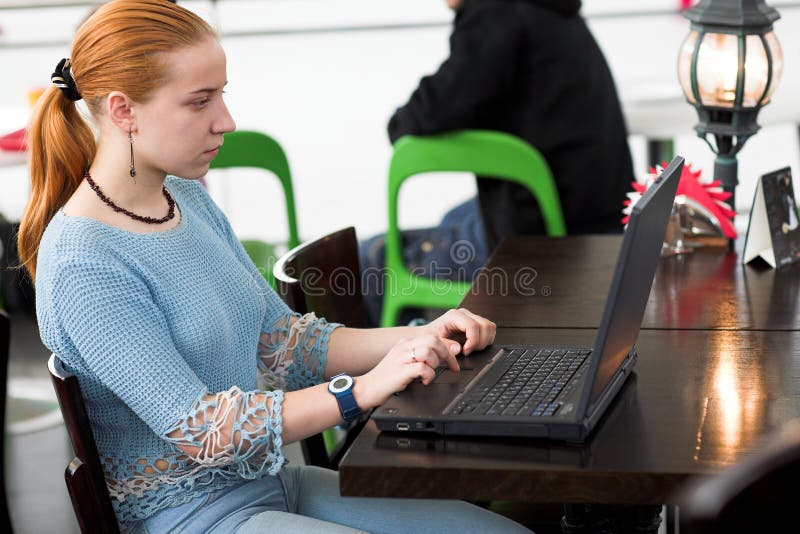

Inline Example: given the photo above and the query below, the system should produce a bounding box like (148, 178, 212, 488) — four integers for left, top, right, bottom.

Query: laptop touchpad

(433, 365, 475, 384)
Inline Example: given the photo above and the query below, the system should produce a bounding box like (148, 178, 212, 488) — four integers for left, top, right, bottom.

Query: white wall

(1, 0, 799, 245)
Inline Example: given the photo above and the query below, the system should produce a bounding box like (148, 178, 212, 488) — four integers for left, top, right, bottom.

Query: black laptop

(372, 156, 684, 442)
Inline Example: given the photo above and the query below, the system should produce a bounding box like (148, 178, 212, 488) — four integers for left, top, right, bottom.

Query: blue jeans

(130, 465, 532, 533)
(359, 198, 489, 327)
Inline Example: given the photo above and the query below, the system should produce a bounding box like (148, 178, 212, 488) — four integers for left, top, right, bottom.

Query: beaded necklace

(84, 171, 176, 224)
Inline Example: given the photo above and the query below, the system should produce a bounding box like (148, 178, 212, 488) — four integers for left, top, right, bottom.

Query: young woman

(19, 1, 530, 532)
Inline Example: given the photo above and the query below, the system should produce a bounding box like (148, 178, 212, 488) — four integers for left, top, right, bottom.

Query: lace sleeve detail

(161, 387, 285, 478)
(257, 312, 341, 391)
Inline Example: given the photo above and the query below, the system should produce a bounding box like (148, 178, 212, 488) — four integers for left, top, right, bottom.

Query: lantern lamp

(677, 0, 783, 221)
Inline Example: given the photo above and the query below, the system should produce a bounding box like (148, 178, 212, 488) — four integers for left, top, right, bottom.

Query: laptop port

(396, 423, 410, 431)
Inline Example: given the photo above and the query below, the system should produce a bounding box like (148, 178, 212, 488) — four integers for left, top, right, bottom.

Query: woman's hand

(421, 308, 496, 356)
(354, 335, 461, 408)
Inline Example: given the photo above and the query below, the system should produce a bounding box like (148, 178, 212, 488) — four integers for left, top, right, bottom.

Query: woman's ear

(107, 91, 136, 133)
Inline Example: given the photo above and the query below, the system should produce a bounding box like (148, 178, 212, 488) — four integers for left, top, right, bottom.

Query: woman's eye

(193, 98, 209, 107)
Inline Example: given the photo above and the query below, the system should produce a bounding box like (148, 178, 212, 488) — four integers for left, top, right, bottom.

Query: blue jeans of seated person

(359, 198, 489, 327)
(129, 465, 532, 533)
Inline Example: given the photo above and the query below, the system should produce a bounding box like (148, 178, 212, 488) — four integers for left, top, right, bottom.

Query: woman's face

(131, 37, 236, 180)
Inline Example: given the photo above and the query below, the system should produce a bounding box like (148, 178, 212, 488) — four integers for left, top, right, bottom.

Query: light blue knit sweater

(35, 177, 340, 525)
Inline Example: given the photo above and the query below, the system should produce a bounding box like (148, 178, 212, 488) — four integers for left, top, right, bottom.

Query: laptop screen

(586, 157, 683, 409)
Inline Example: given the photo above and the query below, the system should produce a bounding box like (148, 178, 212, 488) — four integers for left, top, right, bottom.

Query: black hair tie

(51, 58, 82, 101)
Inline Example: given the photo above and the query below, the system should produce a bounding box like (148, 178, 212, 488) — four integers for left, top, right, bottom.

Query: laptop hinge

(584, 350, 637, 430)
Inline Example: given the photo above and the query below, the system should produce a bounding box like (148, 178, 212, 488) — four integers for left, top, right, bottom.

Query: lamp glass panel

(762, 31, 783, 103)
(678, 30, 700, 104)
(741, 34, 770, 106)
(695, 32, 740, 108)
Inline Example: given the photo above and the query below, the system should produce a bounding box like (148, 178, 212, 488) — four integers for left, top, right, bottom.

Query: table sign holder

(742, 167, 800, 268)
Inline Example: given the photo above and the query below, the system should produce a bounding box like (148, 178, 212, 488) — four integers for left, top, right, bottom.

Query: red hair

(18, 0, 216, 281)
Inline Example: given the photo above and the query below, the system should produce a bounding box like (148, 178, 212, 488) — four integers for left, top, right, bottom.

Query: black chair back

(274, 226, 368, 468)
(275, 226, 365, 328)
(0, 310, 14, 531)
(678, 419, 800, 533)
(48, 354, 120, 533)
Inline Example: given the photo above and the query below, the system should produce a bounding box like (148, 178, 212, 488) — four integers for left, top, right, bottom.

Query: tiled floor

(6, 311, 79, 533)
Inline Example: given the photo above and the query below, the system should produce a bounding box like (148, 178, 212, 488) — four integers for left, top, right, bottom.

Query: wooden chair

(274, 226, 368, 468)
(0, 310, 14, 532)
(47, 354, 120, 534)
(677, 419, 800, 533)
(274, 227, 365, 328)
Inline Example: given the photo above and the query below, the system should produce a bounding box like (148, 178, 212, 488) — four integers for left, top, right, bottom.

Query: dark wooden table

(459, 235, 800, 331)
(339, 236, 800, 529)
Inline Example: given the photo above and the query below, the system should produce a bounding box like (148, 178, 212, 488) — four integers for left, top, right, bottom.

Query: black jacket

(388, 0, 633, 249)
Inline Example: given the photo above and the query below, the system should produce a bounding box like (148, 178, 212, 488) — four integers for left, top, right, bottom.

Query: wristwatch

(328, 373, 362, 424)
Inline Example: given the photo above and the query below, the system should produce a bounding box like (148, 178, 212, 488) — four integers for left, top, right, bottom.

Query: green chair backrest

(209, 130, 301, 285)
(381, 129, 566, 327)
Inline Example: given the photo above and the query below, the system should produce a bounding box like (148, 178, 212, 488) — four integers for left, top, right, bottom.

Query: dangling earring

(128, 129, 136, 182)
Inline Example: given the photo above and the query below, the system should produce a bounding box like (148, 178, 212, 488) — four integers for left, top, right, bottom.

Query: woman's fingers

(407, 341, 439, 369)
(441, 309, 483, 355)
(422, 308, 496, 355)
(460, 308, 497, 349)
(365, 334, 468, 406)
(407, 336, 459, 371)
(414, 361, 437, 385)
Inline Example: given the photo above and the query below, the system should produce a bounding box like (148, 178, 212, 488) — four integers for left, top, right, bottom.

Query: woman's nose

(214, 101, 236, 134)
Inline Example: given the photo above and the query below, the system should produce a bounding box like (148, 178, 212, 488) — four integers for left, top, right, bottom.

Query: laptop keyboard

(448, 348, 589, 417)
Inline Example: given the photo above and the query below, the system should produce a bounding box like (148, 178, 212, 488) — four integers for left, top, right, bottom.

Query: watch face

(333, 377, 349, 389)
(329, 374, 353, 393)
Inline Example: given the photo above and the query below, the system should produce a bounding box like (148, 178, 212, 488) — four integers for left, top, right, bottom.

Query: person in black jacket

(361, 0, 634, 327)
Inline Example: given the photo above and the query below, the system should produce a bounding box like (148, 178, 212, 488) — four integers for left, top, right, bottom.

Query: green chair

(381, 129, 566, 327)
(209, 130, 301, 286)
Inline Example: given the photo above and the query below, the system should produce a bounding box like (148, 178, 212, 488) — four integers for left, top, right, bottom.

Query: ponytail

(18, 86, 95, 282)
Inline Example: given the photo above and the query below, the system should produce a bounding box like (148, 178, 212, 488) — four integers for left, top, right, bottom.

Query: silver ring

(410, 347, 417, 363)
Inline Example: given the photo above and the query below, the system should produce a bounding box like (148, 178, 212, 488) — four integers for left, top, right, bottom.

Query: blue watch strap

(328, 373, 361, 424)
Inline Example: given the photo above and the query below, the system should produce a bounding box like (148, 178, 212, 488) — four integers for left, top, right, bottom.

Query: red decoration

(622, 161, 737, 239)
(0, 127, 27, 152)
